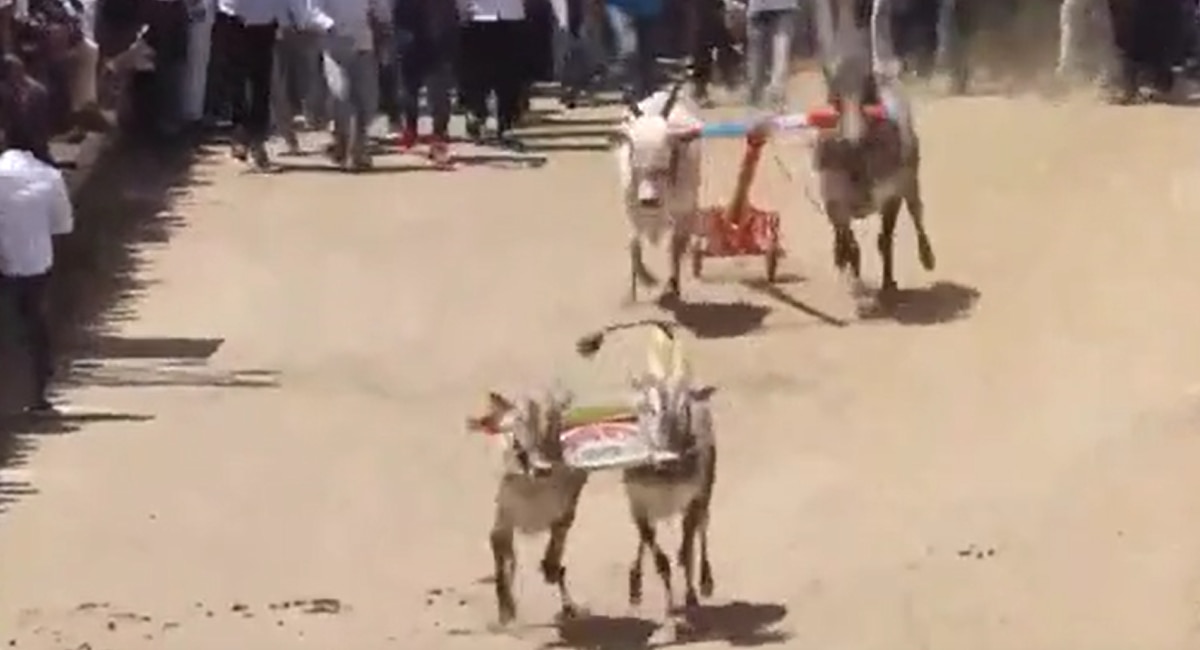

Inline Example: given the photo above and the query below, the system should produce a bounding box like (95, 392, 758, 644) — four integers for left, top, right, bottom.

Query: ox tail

(575, 320, 679, 359)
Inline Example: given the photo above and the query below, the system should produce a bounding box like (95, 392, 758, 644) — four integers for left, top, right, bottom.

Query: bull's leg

(628, 529, 647, 606)
(698, 448, 716, 598)
(828, 204, 861, 278)
(664, 231, 688, 300)
(878, 198, 902, 296)
(541, 513, 582, 620)
(630, 237, 658, 302)
(677, 498, 706, 609)
(633, 516, 676, 614)
(833, 226, 861, 278)
(699, 520, 714, 597)
(905, 181, 936, 271)
(490, 527, 518, 624)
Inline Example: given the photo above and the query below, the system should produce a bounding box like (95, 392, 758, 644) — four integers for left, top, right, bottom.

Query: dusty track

(3, 76, 1200, 650)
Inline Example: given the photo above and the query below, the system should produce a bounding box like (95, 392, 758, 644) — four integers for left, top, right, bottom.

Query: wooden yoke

(724, 129, 770, 230)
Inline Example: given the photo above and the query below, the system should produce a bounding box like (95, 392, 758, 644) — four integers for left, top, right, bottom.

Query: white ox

(613, 83, 704, 302)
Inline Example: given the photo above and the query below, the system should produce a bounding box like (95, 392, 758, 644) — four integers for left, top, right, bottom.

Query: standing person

(457, 0, 527, 148)
(182, 0, 215, 131)
(744, 0, 797, 109)
(0, 128, 74, 415)
(310, 0, 390, 171)
(217, 0, 297, 169)
(393, 0, 457, 165)
(603, 0, 661, 102)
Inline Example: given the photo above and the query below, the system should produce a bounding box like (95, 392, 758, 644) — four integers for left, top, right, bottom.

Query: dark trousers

(1, 273, 52, 405)
(399, 41, 453, 137)
(459, 20, 525, 132)
(1109, 0, 1183, 94)
(690, 0, 739, 93)
(222, 16, 277, 143)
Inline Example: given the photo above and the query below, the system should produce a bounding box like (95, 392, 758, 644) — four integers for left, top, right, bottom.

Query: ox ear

(661, 79, 685, 117)
(487, 391, 515, 415)
(690, 385, 717, 402)
(468, 391, 514, 435)
(626, 98, 644, 118)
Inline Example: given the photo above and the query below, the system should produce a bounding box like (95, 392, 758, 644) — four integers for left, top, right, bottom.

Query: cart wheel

(765, 248, 779, 283)
(691, 246, 704, 279)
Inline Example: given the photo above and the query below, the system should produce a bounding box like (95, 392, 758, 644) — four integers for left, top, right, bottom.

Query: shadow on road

(857, 281, 981, 325)
(658, 296, 771, 339)
(548, 600, 791, 649)
(0, 139, 278, 515)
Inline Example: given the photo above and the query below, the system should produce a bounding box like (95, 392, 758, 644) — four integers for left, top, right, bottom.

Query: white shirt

(0, 150, 74, 277)
(457, 0, 525, 21)
(310, 0, 387, 51)
(218, 0, 304, 25)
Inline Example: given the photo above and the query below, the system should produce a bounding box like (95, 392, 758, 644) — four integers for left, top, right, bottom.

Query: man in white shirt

(0, 131, 74, 414)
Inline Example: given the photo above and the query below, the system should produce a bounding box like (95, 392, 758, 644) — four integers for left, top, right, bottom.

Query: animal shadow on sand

(548, 601, 791, 649)
(855, 281, 980, 325)
(655, 295, 770, 339)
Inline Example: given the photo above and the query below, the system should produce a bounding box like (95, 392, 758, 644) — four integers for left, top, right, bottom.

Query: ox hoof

(556, 605, 587, 623)
(918, 237, 936, 271)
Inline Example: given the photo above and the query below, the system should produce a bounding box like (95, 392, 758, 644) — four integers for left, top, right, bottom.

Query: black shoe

(494, 133, 525, 152)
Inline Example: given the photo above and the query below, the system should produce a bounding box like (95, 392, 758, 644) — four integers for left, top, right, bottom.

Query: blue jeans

(746, 9, 796, 109)
(605, 5, 658, 101)
(322, 35, 379, 164)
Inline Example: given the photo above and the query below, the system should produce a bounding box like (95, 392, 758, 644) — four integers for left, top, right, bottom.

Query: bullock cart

(688, 105, 891, 283)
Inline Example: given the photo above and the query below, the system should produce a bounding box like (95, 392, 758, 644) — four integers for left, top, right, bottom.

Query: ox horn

(661, 79, 685, 118)
(626, 97, 644, 118)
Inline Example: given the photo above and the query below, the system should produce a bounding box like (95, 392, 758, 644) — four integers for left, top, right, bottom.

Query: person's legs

(271, 38, 300, 152)
(745, 12, 770, 107)
(493, 20, 524, 139)
(322, 34, 354, 163)
(397, 42, 424, 141)
(243, 23, 277, 165)
(767, 9, 796, 110)
(606, 4, 640, 100)
(935, 0, 968, 93)
(348, 49, 379, 168)
(224, 16, 253, 153)
(458, 21, 490, 137)
(427, 55, 453, 140)
(632, 15, 658, 98)
(183, 11, 214, 126)
(6, 274, 53, 411)
(690, 0, 717, 101)
(1107, 0, 1138, 101)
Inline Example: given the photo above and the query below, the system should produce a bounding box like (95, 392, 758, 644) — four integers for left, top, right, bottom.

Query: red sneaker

(394, 128, 418, 150)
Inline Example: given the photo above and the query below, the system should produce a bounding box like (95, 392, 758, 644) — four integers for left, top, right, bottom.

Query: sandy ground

(4, 75, 1200, 650)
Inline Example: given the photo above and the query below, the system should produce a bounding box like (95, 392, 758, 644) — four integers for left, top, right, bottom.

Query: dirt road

(3, 78, 1200, 650)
